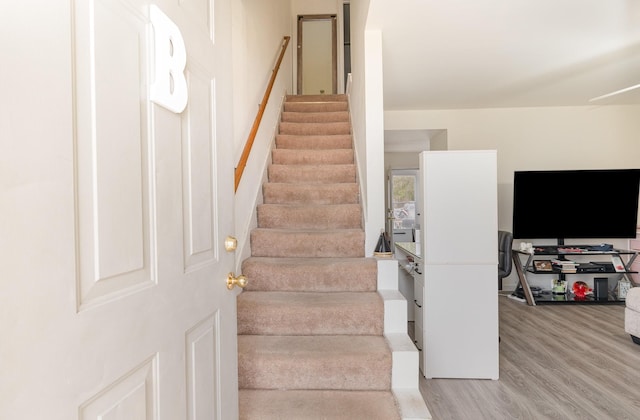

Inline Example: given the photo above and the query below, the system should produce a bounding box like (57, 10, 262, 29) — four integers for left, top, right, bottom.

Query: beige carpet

(238, 94, 400, 419)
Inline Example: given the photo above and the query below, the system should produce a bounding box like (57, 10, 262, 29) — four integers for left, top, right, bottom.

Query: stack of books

(551, 259, 578, 273)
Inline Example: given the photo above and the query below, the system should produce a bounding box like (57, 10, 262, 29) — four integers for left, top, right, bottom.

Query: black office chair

(498, 230, 513, 291)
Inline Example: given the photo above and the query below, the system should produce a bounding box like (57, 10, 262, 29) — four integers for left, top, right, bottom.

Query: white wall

(350, 0, 388, 255)
(386, 105, 640, 227)
(385, 152, 419, 170)
(362, 30, 386, 255)
(232, 0, 293, 265)
(292, 0, 340, 14)
(349, 0, 368, 247)
(232, 0, 293, 146)
(386, 104, 640, 287)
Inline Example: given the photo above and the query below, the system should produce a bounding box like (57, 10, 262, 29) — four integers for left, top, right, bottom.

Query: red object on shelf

(572, 281, 592, 298)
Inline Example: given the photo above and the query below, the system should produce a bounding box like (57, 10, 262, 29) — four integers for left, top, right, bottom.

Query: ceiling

(367, 0, 640, 110)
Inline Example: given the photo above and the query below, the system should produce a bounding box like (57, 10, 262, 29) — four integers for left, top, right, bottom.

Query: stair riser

(279, 121, 351, 136)
(271, 149, 354, 165)
(262, 184, 359, 205)
(237, 292, 383, 335)
(283, 101, 348, 112)
(239, 390, 402, 420)
(257, 204, 361, 230)
(276, 134, 352, 150)
(268, 165, 356, 184)
(281, 111, 349, 123)
(241, 258, 377, 292)
(286, 94, 347, 102)
(238, 357, 391, 391)
(238, 337, 392, 391)
(250, 230, 365, 258)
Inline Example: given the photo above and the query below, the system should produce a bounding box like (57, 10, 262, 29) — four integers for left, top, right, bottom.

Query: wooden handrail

(234, 36, 291, 192)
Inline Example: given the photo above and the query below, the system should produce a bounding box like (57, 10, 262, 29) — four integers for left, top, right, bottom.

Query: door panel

(182, 69, 217, 270)
(74, 0, 154, 310)
(78, 356, 158, 420)
(0, 1, 237, 419)
(186, 313, 219, 420)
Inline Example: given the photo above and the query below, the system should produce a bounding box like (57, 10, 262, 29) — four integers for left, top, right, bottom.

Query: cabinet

(512, 245, 639, 305)
(413, 261, 425, 376)
(418, 150, 499, 380)
(394, 241, 423, 372)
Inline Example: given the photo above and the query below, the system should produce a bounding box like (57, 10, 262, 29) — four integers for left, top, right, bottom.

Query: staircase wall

(346, 23, 387, 256)
(234, 91, 287, 268)
(231, 2, 293, 269)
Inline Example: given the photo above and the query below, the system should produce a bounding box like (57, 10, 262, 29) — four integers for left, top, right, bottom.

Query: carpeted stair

(238, 94, 402, 419)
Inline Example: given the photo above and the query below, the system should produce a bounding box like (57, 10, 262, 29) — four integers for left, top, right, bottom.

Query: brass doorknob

(227, 272, 248, 290)
(224, 236, 238, 252)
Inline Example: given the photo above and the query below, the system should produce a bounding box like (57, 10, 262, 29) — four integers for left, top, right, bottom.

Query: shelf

(513, 289, 625, 305)
(512, 245, 639, 306)
(525, 268, 637, 275)
(522, 246, 637, 256)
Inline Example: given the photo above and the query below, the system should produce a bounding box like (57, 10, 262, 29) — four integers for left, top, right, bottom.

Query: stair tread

(258, 203, 360, 208)
(238, 290, 382, 302)
(243, 256, 376, 264)
(239, 389, 401, 420)
(239, 334, 389, 352)
(282, 111, 348, 115)
(280, 121, 351, 128)
(272, 148, 353, 153)
(263, 182, 358, 187)
(269, 163, 356, 168)
(252, 227, 363, 233)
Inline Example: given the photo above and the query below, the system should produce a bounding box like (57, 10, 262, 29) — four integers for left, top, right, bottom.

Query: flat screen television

(512, 169, 640, 243)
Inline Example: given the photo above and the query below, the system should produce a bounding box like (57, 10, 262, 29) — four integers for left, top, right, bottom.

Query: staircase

(237, 94, 426, 419)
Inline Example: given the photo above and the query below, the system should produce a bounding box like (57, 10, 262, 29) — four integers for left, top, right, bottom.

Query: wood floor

(417, 294, 640, 420)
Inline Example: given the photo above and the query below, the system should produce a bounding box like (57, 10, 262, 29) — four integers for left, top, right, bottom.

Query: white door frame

(297, 14, 338, 95)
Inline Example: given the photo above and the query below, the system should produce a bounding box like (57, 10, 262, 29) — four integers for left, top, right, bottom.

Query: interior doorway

(297, 14, 337, 95)
(387, 169, 420, 251)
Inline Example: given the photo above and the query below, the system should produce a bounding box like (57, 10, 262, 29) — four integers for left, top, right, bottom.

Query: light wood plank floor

(418, 294, 640, 420)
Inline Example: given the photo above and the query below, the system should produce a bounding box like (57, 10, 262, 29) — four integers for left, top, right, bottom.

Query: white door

(297, 15, 337, 95)
(0, 1, 238, 419)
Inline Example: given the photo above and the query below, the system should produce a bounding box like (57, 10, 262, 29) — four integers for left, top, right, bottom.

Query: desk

(394, 241, 424, 375)
(394, 241, 420, 319)
(395, 241, 421, 262)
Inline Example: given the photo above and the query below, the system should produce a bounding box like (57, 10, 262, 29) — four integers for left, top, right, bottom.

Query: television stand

(511, 245, 638, 306)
